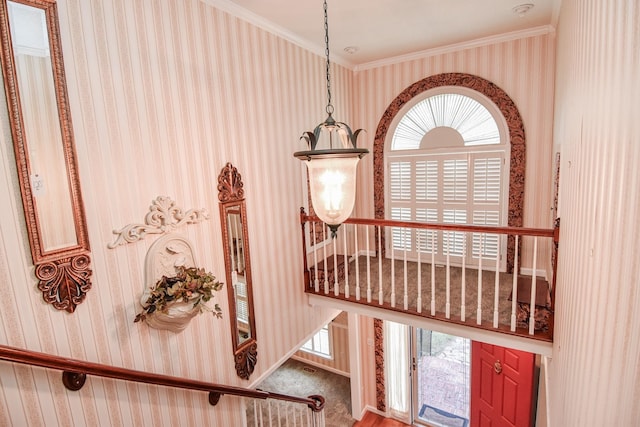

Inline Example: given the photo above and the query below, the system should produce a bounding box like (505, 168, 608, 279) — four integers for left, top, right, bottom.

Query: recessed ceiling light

(343, 46, 359, 55)
(512, 3, 534, 17)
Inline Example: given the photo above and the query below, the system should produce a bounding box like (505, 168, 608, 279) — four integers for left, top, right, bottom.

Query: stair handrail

(0, 344, 325, 412)
(300, 211, 556, 237)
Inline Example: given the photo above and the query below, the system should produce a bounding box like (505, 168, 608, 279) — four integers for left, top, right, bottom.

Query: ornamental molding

(36, 253, 92, 313)
(108, 196, 209, 248)
(217, 163, 244, 203)
(235, 341, 258, 380)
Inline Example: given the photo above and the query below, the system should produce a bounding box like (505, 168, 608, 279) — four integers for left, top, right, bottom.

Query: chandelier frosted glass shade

(301, 153, 362, 226)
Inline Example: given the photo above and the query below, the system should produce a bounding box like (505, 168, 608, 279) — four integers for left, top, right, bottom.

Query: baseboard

(350, 250, 377, 262)
(519, 268, 548, 281)
(358, 404, 386, 420)
(290, 354, 350, 378)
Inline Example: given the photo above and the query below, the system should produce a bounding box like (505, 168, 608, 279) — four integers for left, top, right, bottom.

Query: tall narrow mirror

(218, 163, 257, 380)
(0, 0, 91, 312)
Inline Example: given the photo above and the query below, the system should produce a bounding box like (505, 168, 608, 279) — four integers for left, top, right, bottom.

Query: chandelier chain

(323, 0, 333, 116)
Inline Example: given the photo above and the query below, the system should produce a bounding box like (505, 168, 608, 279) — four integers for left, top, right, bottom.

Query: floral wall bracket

(108, 196, 209, 249)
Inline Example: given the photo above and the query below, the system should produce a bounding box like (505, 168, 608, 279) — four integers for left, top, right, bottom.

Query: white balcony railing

(300, 211, 558, 340)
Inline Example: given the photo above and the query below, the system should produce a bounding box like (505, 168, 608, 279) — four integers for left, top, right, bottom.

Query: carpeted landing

(250, 358, 354, 426)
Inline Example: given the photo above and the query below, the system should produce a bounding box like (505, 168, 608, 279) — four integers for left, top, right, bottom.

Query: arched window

(374, 73, 525, 272)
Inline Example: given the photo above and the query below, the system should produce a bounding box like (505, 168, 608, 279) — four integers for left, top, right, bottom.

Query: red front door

(471, 342, 535, 427)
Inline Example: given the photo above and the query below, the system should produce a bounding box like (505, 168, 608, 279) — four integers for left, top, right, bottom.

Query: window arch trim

(373, 73, 525, 272)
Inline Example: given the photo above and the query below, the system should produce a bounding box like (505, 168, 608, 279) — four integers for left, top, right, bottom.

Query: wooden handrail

(300, 213, 555, 237)
(0, 344, 325, 412)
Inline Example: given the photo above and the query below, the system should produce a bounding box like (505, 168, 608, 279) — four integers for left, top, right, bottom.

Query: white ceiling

(212, 0, 559, 66)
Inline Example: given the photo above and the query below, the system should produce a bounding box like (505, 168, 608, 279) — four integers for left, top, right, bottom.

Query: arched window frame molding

(373, 73, 525, 272)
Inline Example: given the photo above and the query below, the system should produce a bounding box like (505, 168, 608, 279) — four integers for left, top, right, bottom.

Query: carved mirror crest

(0, 0, 91, 312)
(218, 163, 257, 380)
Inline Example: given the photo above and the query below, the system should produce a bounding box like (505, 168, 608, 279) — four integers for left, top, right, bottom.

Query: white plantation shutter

(390, 161, 411, 201)
(442, 209, 467, 256)
(472, 211, 500, 259)
(473, 157, 501, 203)
(472, 155, 502, 260)
(234, 281, 249, 324)
(386, 152, 506, 267)
(391, 207, 412, 250)
(416, 208, 438, 253)
(441, 156, 468, 257)
(415, 160, 438, 201)
(443, 159, 468, 202)
(390, 160, 413, 251)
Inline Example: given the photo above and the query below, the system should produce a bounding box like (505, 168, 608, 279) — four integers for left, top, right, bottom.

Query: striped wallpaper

(0, 0, 341, 425)
(2, 0, 631, 425)
(548, 0, 640, 425)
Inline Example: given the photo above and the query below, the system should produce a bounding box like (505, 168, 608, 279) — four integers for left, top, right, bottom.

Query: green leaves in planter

(135, 266, 223, 323)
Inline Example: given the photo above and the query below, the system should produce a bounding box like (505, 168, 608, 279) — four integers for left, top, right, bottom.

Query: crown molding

(355, 25, 556, 72)
(200, 0, 355, 68)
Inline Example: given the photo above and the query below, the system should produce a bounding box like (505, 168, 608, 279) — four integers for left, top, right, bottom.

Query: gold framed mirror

(0, 0, 91, 312)
(218, 163, 257, 380)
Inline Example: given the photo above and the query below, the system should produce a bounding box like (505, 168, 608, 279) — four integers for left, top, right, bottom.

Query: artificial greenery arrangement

(134, 265, 224, 323)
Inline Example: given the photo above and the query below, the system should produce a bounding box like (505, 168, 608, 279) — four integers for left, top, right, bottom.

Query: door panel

(471, 342, 534, 427)
(413, 329, 471, 426)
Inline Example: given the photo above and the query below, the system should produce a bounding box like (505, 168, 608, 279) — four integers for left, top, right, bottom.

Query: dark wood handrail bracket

(0, 344, 324, 411)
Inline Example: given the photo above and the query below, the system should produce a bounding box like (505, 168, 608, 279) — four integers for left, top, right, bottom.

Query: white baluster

(267, 400, 273, 427)
(277, 401, 282, 427)
(254, 399, 259, 427)
(312, 223, 319, 293)
(259, 400, 264, 426)
(403, 228, 408, 311)
(493, 237, 500, 328)
(333, 237, 339, 296)
(343, 225, 349, 299)
(446, 235, 451, 319)
(461, 234, 466, 322)
(366, 226, 372, 303)
(355, 225, 361, 301)
(378, 226, 383, 305)
(477, 237, 483, 325)
(285, 401, 290, 426)
(529, 237, 538, 335)
(430, 232, 435, 316)
(322, 226, 328, 294)
(390, 236, 396, 308)
(510, 235, 519, 331)
(417, 230, 422, 313)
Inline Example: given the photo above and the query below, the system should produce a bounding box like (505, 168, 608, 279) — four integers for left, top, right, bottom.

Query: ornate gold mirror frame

(218, 163, 257, 380)
(0, 0, 91, 312)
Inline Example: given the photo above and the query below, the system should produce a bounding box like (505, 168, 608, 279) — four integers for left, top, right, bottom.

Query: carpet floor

(311, 256, 551, 333)
(251, 358, 355, 427)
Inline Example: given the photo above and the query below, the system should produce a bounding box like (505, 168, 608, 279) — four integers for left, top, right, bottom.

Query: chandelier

(294, 0, 368, 237)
